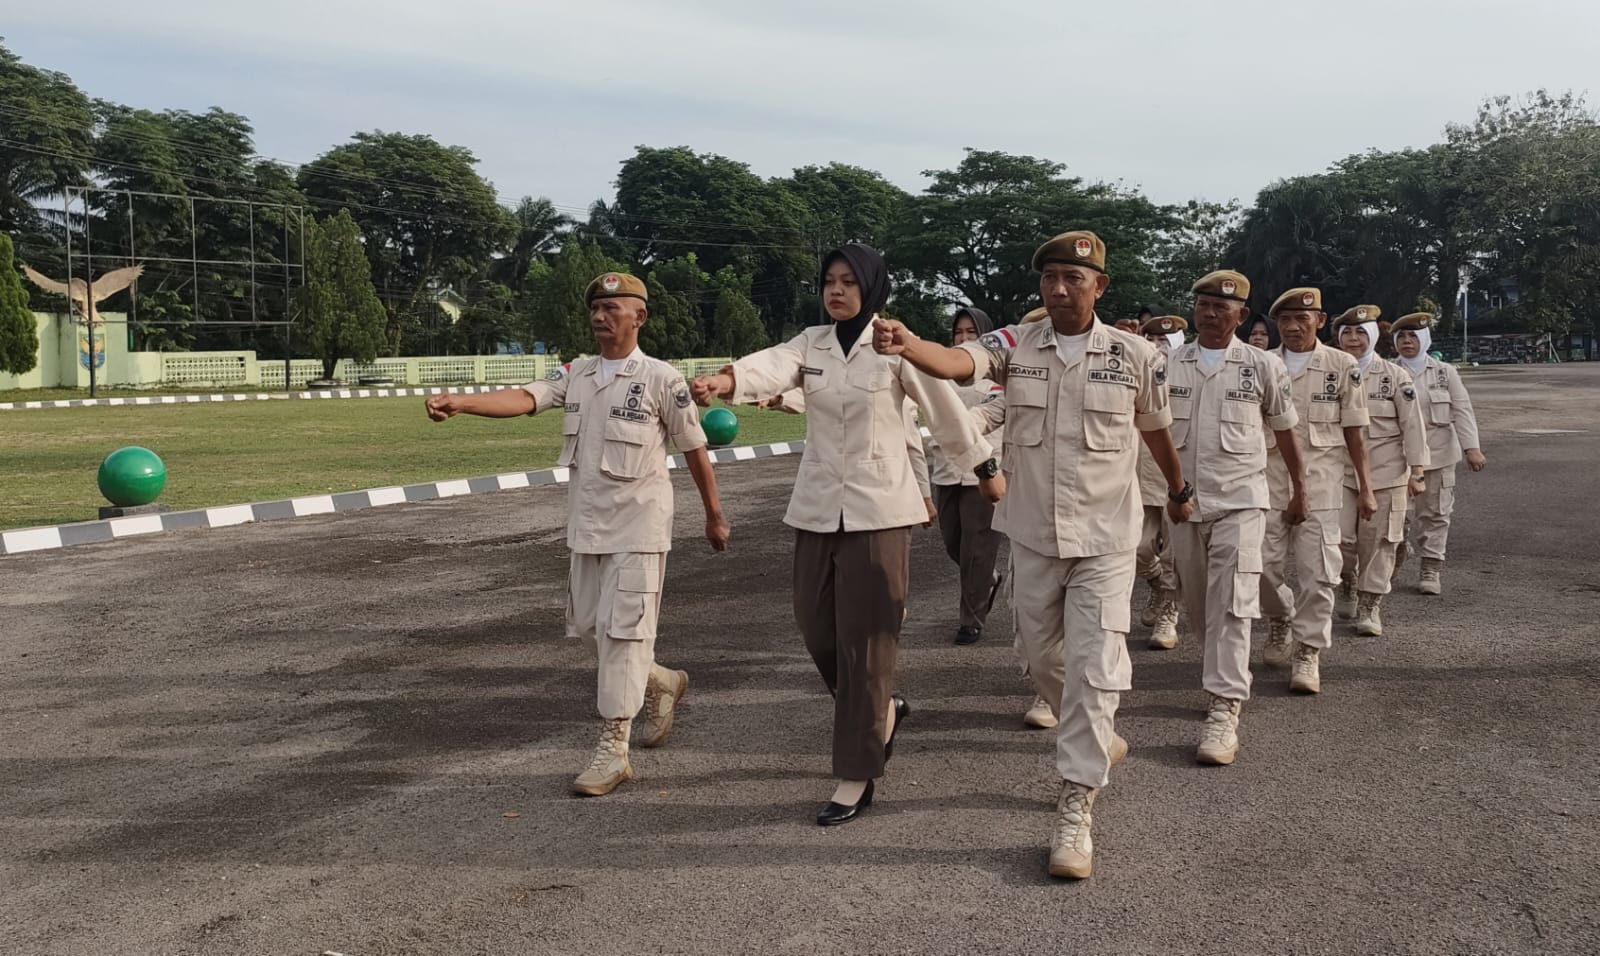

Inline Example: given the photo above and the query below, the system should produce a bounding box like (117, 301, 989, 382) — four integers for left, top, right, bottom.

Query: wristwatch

(973, 458, 1000, 480)
(1168, 481, 1195, 504)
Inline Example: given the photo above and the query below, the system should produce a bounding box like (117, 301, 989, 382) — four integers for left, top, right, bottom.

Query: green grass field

(0, 398, 807, 530)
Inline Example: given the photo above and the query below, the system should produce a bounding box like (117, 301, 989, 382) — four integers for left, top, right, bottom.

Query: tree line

(3, 38, 1598, 379)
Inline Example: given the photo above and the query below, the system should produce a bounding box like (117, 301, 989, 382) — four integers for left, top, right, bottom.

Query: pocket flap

(604, 417, 651, 445)
(617, 567, 659, 593)
(562, 413, 582, 435)
(1236, 547, 1263, 574)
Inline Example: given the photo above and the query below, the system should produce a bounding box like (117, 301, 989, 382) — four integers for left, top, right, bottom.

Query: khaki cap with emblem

(1270, 287, 1323, 315)
(585, 271, 648, 304)
(1141, 314, 1188, 334)
(1191, 270, 1251, 302)
(1332, 304, 1383, 328)
(1031, 230, 1107, 273)
(1389, 312, 1433, 332)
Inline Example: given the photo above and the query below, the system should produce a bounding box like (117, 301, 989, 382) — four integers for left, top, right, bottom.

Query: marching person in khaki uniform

(689, 243, 995, 827)
(871, 230, 1193, 881)
(1392, 313, 1487, 594)
(1137, 314, 1188, 650)
(1258, 288, 1376, 695)
(425, 272, 730, 797)
(1166, 271, 1305, 766)
(1333, 306, 1430, 636)
(928, 306, 1008, 646)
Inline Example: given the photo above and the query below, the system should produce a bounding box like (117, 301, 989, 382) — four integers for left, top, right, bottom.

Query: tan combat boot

(1289, 643, 1321, 694)
(1354, 592, 1384, 637)
(636, 665, 689, 748)
(1140, 580, 1164, 627)
(1148, 598, 1180, 650)
(1109, 733, 1129, 769)
(573, 718, 632, 796)
(1048, 782, 1098, 879)
(1023, 696, 1058, 729)
(1262, 617, 1293, 668)
(1418, 558, 1443, 596)
(1196, 695, 1241, 765)
(1335, 575, 1358, 620)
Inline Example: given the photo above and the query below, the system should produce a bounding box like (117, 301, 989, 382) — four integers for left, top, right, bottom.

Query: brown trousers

(794, 526, 911, 780)
(934, 483, 1004, 628)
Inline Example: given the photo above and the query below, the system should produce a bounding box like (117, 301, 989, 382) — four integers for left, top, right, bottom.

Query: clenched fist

(872, 317, 916, 355)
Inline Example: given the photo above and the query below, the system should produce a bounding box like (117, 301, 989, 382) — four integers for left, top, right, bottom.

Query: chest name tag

(609, 407, 652, 424)
(1009, 365, 1049, 381)
(563, 402, 580, 413)
(1087, 369, 1136, 387)
(1311, 393, 1340, 403)
(801, 366, 823, 376)
(1170, 385, 1193, 398)
(1225, 390, 1258, 403)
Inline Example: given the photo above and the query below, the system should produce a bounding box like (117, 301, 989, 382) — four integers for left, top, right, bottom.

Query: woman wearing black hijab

(691, 244, 998, 825)
(926, 307, 1009, 647)
(1239, 313, 1280, 351)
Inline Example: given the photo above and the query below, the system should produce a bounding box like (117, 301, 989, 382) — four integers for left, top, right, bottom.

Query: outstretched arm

(872, 318, 979, 381)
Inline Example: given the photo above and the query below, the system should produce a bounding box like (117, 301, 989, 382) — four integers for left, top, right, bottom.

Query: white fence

(145, 352, 732, 390)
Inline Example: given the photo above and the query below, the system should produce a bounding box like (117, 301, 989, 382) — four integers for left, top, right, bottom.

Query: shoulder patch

(980, 332, 1003, 350)
(1154, 364, 1167, 386)
(674, 388, 691, 408)
(1350, 369, 1362, 385)
(546, 367, 565, 382)
(1402, 386, 1416, 401)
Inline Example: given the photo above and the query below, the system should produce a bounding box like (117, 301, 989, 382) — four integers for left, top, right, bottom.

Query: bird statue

(20, 263, 144, 325)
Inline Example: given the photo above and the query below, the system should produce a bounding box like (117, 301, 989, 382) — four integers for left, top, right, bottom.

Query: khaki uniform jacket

(1410, 357, 1481, 469)
(1265, 343, 1369, 511)
(1167, 342, 1298, 522)
(925, 380, 1005, 487)
(728, 323, 992, 533)
(1345, 356, 1430, 490)
(522, 349, 706, 554)
(960, 318, 1171, 559)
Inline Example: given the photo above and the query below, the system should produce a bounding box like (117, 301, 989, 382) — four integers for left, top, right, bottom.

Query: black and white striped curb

(0, 385, 507, 411)
(0, 439, 806, 556)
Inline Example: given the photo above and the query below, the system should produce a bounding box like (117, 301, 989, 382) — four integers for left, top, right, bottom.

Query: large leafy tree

(298, 131, 513, 353)
(0, 233, 39, 375)
(0, 42, 92, 266)
(780, 163, 906, 251)
(524, 239, 629, 356)
(297, 210, 386, 378)
(889, 150, 1172, 325)
(491, 196, 571, 292)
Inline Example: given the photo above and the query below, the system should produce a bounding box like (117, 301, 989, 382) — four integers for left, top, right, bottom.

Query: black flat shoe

(955, 625, 982, 645)
(884, 695, 910, 761)
(816, 780, 874, 827)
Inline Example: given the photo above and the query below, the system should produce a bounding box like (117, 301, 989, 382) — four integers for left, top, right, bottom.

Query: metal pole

(127, 195, 137, 349)
(249, 203, 257, 330)
(190, 197, 199, 340)
(1461, 276, 1470, 362)
(85, 191, 97, 399)
(64, 189, 73, 391)
(284, 206, 291, 389)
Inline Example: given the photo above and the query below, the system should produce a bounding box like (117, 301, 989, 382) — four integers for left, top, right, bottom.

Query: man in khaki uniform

(1391, 312, 1487, 594)
(1258, 288, 1376, 695)
(871, 230, 1193, 881)
(426, 272, 730, 797)
(1137, 314, 1188, 650)
(1166, 270, 1306, 766)
(1333, 307, 1429, 636)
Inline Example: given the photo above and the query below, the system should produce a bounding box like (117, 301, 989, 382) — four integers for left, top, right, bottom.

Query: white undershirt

(1282, 347, 1316, 376)
(1198, 346, 1228, 374)
(1054, 329, 1092, 368)
(596, 355, 629, 389)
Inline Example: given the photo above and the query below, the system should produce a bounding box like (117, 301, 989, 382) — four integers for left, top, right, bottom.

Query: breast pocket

(1427, 388, 1453, 426)
(557, 412, 582, 467)
(1169, 396, 1194, 449)
(1006, 380, 1049, 448)
(1082, 383, 1134, 452)
(600, 417, 656, 480)
(1308, 399, 1343, 448)
(1219, 399, 1263, 454)
(1368, 399, 1400, 439)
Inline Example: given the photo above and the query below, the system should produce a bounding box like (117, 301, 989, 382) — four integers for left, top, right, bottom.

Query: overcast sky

(7, 0, 1598, 215)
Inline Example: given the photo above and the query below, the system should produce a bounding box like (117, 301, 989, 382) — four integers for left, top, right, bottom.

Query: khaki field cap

(1270, 287, 1323, 314)
(1333, 304, 1383, 327)
(1389, 312, 1434, 332)
(585, 272, 648, 304)
(1141, 314, 1188, 334)
(1032, 230, 1107, 273)
(1191, 270, 1251, 302)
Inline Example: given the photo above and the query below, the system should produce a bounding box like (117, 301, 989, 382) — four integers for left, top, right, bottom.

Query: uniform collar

(581, 346, 644, 376)
(811, 319, 875, 360)
(1176, 340, 1247, 363)
(1023, 314, 1110, 351)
